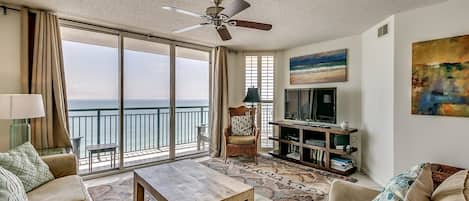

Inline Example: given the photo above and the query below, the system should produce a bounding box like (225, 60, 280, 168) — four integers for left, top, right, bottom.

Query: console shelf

(268, 120, 358, 176)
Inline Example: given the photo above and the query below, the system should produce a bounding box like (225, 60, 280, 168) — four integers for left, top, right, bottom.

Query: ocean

(68, 99, 209, 159)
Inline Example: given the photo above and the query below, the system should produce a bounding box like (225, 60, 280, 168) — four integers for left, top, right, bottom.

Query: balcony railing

(68, 106, 209, 159)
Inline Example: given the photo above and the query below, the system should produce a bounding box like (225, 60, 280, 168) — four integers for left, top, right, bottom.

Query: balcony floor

(78, 142, 209, 174)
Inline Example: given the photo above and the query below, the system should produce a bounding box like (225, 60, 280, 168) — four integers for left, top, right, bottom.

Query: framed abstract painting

(412, 34, 469, 117)
(290, 49, 347, 84)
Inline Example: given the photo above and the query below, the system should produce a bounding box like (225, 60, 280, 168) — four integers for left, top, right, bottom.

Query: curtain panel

(22, 9, 72, 149)
(209, 46, 229, 157)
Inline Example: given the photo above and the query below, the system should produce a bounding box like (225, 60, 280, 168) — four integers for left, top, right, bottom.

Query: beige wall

(361, 16, 395, 185)
(393, 0, 469, 173)
(0, 11, 22, 151)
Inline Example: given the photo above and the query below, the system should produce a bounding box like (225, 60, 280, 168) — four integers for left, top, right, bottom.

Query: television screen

(285, 89, 299, 120)
(313, 88, 336, 124)
(284, 88, 336, 124)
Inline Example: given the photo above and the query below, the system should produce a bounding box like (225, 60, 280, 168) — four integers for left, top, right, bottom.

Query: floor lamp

(243, 88, 261, 108)
(0, 94, 45, 149)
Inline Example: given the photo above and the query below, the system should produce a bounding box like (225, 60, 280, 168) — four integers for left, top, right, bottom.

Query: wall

(275, 35, 363, 168)
(393, 0, 469, 173)
(0, 11, 22, 152)
(361, 16, 395, 185)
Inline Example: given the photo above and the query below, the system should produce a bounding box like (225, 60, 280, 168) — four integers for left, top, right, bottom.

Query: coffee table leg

(134, 179, 144, 201)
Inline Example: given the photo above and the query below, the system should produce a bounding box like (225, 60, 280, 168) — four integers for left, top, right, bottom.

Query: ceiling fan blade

(162, 6, 203, 18)
(173, 24, 205, 34)
(229, 20, 272, 31)
(216, 25, 232, 41)
(220, 0, 250, 18)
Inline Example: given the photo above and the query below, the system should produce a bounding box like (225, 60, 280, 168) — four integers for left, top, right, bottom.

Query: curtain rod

(1, 5, 20, 15)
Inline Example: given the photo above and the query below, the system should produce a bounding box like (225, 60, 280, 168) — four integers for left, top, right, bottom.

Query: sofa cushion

(372, 163, 427, 201)
(231, 114, 253, 136)
(228, 135, 256, 145)
(27, 175, 91, 201)
(0, 142, 54, 192)
(404, 163, 433, 201)
(432, 170, 469, 201)
(0, 166, 28, 201)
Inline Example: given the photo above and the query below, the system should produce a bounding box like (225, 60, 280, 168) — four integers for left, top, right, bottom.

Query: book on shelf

(331, 164, 354, 171)
(331, 157, 353, 164)
(331, 157, 354, 171)
(310, 149, 326, 164)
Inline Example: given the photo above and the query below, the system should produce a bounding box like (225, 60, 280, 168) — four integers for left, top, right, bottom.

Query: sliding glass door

(61, 27, 120, 174)
(175, 46, 211, 157)
(123, 38, 171, 166)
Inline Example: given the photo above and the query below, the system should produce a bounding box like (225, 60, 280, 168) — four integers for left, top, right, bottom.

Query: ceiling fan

(162, 0, 272, 41)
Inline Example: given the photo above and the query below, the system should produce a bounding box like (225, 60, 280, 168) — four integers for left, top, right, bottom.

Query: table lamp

(0, 94, 45, 148)
(243, 88, 261, 108)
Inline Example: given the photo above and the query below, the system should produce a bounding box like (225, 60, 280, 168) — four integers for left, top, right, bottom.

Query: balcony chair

(224, 106, 259, 163)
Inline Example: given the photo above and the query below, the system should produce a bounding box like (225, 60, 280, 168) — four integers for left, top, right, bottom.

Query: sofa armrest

(41, 153, 77, 178)
(328, 180, 380, 201)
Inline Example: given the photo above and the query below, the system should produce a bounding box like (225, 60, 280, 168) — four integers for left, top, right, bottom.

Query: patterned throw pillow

(0, 167, 28, 201)
(0, 142, 54, 192)
(231, 114, 253, 136)
(372, 163, 426, 201)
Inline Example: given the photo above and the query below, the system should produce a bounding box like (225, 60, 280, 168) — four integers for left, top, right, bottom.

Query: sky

(62, 41, 209, 101)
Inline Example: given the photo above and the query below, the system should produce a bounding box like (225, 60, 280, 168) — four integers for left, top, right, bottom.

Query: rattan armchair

(224, 106, 259, 163)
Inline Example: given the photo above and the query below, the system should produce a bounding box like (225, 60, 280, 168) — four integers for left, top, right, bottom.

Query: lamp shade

(0, 94, 45, 120)
(243, 88, 261, 103)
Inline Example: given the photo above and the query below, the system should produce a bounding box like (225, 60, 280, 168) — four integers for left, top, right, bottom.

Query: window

(245, 55, 275, 148)
(61, 22, 212, 174)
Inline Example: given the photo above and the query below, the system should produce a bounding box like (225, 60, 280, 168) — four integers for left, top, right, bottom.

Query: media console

(268, 120, 358, 175)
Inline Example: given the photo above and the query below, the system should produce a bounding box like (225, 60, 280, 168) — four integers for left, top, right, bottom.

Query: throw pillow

(231, 114, 253, 136)
(372, 163, 427, 201)
(404, 163, 433, 201)
(0, 167, 28, 201)
(0, 142, 54, 192)
(432, 170, 469, 201)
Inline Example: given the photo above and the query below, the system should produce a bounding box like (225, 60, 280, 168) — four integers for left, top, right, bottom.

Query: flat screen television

(284, 88, 336, 124)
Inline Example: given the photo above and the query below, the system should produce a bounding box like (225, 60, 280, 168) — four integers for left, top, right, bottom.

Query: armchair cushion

(41, 154, 77, 178)
(329, 180, 380, 201)
(27, 175, 91, 201)
(231, 114, 253, 136)
(228, 136, 256, 145)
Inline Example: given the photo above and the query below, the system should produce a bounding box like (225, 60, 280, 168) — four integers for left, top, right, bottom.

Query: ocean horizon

(68, 99, 209, 110)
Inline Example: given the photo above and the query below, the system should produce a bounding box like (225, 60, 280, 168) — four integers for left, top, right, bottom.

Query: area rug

(87, 154, 356, 201)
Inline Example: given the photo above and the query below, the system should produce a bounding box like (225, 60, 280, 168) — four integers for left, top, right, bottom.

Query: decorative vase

(340, 121, 350, 130)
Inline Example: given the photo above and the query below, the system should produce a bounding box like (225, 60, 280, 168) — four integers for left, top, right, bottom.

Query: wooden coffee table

(133, 160, 254, 201)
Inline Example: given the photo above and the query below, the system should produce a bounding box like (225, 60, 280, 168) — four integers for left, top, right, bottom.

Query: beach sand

(290, 68, 346, 84)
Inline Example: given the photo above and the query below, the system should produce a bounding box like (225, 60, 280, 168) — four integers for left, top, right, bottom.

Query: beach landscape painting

(412, 34, 469, 117)
(290, 49, 347, 84)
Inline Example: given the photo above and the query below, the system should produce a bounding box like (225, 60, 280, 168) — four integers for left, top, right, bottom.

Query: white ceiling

(5, 0, 446, 50)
